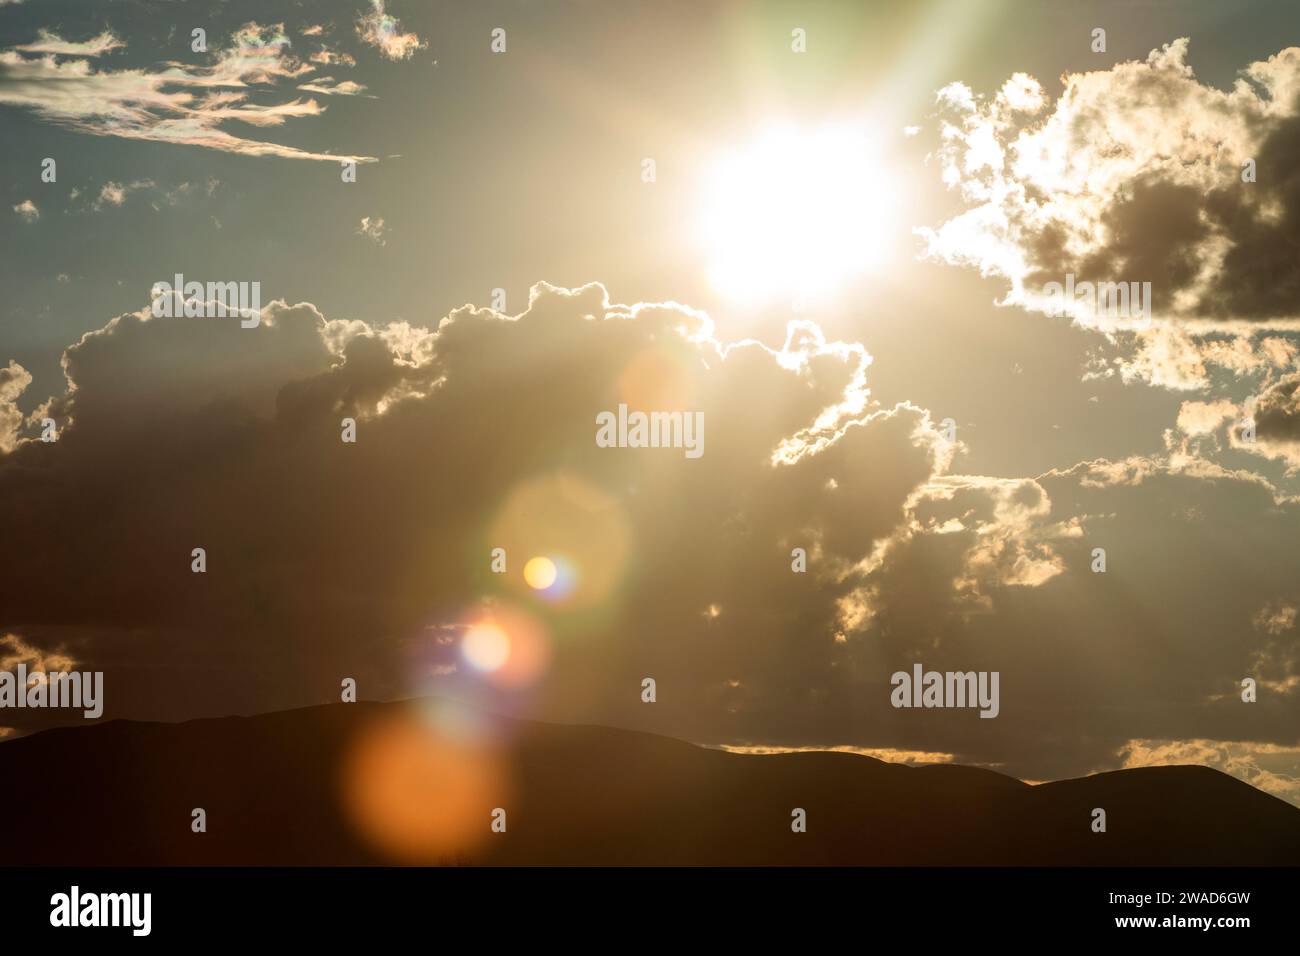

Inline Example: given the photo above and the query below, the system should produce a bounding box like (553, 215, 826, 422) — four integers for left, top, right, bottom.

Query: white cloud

(12, 198, 37, 222)
(920, 40, 1300, 330)
(93, 180, 160, 209)
(0, 360, 32, 452)
(299, 77, 369, 97)
(13, 29, 124, 57)
(0, 24, 377, 163)
(1176, 398, 1238, 437)
(357, 216, 387, 244)
(356, 0, 426, 61)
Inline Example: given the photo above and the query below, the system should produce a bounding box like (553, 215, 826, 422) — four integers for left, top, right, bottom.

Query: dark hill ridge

(0, 699, 1296, 865)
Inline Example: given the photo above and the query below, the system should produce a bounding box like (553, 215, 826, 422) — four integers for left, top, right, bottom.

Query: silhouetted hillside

(0, 699, 1296, 865)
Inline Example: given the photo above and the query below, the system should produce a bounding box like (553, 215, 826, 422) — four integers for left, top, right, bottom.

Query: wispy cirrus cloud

(300, 76, 369, 97)
(0, 632, 77, 673)
(0, 24, 377, 163)
(13, 29, 124, 57)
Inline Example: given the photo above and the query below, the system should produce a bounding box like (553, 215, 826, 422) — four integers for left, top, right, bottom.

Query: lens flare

(456, 605, 552, 688)
(341, 711, 507, 864)
(523, 556, 558, 590)
(617, 347, 696, 411)
(462, 622, 510, 672)
(536, 555, 577, 601)
(487, 473, 631, 610)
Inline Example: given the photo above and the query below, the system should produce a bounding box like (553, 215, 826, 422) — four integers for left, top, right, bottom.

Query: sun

(695, 120, 897, 305)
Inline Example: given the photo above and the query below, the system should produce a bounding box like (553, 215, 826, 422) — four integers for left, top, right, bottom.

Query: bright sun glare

(696, 121, 896, 305)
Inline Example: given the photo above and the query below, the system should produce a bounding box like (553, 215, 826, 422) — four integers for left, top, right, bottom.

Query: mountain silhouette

(0, 698, 1296, 865)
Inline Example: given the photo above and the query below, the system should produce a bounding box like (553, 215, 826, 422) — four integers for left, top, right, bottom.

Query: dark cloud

(0, 284, 938, 735)
(1252, 372, 1300, 443)
(2, 284, 1298, 803)
(1243, 371, 1300, 469)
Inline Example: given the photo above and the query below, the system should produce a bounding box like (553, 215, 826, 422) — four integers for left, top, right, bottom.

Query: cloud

(1253, 601, 1297, 636)
(1240, 372, 1300, 470)
(0, 283, 938, 739)
(356, 0, 426, 61)
(0, 24, 377, 163)
(0, 632, 76, 673)
(356, 216, 386, 244)
(300, 77, 369, 97)
(1, 283, 1296, 803)
(54, 178, 217, 215)
(824, 448, 1300, 794)
(92, 179, 157, 210)
(921, 40, 1300, 328)
(1121, 739, 1300, 807)
(11, 198, 37, 222)
(309, 48, 357, 68)
(0, 360, 31, 452)
(12, 29, 124, 57)
(98, 182, 127, 207)
(1176, 398, 1238, 437)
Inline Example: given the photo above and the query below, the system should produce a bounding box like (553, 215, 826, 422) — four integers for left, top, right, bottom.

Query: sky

(1, 0, 1299, 807)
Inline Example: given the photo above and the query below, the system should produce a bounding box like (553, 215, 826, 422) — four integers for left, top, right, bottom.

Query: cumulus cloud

(356, 0, 425, 61)
(0, 283, 939, 739)
(1176, 398, 1239, 437)
(1243, 372, 1300, 470)
(0, 284, 1296, 802)
(921, 40, 1300, 328)
(0, 24, 376, 162)
(0, 360, 31, 452)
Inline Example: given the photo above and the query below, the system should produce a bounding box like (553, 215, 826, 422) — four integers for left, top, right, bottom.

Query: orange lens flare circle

(341, 713, 507, 864)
